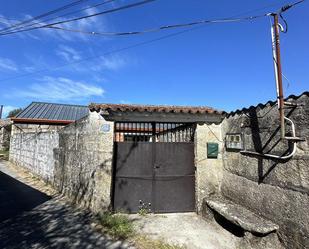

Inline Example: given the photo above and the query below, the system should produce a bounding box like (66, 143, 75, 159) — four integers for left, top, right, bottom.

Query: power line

(0, 27, 198, 83)
(0, 0, 91, 34)
(3, 0, 305, 38)
(0, 0, 117, 35)
(0, 0, 156, 36)
(0, 0, 280, 29)
(44, 0, 306, 37)
(45, 14, 268, 37)
(280, 0, 306, 12)
(0, 0, 305, 83)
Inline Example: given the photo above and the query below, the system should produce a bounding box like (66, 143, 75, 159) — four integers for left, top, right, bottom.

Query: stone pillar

(195, 122, 224, 212)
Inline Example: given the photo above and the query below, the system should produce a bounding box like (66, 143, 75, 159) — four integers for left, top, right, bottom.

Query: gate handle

(154, 164, 160, 169)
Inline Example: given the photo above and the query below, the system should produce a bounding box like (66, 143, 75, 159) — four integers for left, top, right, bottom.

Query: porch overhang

(89, 103, 225, 123)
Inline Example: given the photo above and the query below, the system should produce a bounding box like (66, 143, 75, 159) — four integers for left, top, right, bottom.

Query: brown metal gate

(113, 122, 196, 213)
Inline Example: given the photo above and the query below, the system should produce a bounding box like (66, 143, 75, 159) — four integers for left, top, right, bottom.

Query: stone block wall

(9, 124, 62, 181)
(0, 125, 11, 150)
(54, 112, 114, 213)
(195, 122, 224, 212)
(220, 93, 309, 248)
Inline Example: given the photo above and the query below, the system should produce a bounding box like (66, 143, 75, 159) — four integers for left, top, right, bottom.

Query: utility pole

(0, 105, 3, 119)
(271, 13, 285, 139)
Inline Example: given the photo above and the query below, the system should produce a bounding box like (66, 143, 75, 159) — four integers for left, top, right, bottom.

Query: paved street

(0, 160, 130, 249)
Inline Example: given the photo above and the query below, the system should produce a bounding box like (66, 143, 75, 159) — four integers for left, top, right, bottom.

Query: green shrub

(98, 212, 134, 239)
(138, 208, 149, 216)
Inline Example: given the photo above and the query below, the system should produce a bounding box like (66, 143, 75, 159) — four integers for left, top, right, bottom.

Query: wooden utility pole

(0, 105, 3, 119)
(271, 13, 285, 139)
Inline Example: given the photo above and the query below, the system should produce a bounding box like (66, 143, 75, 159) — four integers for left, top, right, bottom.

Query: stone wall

(220, 92, 309, 248)
(195, 123, 224, 212)
(9, 124, 62, 181)
(54, 112, 114, 213)
(0, 124, 11, 150)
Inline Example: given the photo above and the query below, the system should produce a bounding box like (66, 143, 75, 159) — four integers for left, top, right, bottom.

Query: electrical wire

(277, 0, 306, 33)
(45, 13, 268, 37)
(0, 27, 202, 83)
(0, 0, 304, 83)
(279, 13, 288, 33)
(0, 0, 91, 33)
(0, 0, 156, 36)
(8, 0, 305, 37)
(1, 0, 280, 31)
(0, 0, 117, 35)
(280, 0, 306, 12)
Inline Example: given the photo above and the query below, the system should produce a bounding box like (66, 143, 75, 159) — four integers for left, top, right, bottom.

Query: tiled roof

(12, 102, 89, 124)
(89, 103, 223, 115)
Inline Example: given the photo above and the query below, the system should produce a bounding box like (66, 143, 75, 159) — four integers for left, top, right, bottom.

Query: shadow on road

(0, 171, 51, 222)
(0, 197, 128, 249)
(0, 167, 129, 249)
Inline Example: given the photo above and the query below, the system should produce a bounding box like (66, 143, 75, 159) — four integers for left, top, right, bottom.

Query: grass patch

(98, 212, 135, 240)
(97, 212, 186, 248)
(133, 235, 186, 249)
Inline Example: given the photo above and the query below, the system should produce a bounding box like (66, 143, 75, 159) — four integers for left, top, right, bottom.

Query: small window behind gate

(114, 122, 196, 143)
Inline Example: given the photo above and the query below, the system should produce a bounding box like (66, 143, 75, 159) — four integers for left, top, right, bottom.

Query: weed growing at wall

(97, 212, 186, 248)
(98, 212, 135, 239)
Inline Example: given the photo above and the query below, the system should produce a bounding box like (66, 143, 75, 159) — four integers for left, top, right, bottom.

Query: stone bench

(203, 196, 279, 234)
(202, 196, 282, 248)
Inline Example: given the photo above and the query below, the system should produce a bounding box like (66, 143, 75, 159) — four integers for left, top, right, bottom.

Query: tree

(7, 108, 23, 118)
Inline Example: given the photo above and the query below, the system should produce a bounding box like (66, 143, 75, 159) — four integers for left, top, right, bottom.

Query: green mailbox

(207, 142, 219, 158)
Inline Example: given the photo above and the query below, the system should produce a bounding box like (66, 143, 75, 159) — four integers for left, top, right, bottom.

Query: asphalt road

(0, 160, 131, 249)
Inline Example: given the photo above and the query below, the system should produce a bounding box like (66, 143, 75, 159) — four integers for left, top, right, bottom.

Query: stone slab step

(205, 196, 279, 235)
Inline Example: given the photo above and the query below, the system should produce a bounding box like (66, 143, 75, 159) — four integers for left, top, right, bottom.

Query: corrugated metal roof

(89, 103, 223, 115)
(228, 91, 309, 117)
(12, 102, 89, 123)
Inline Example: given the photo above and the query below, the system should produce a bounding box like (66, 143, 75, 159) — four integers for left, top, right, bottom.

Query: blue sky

(0, 0, 308, 117)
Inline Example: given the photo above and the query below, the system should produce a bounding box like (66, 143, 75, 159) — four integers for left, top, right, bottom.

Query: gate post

(151, 122, 156, 213)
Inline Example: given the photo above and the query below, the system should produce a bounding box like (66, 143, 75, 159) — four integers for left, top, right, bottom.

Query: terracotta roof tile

(89, 103, 223, 115)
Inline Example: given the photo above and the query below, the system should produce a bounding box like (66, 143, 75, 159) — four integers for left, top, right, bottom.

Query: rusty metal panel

(113, 142, 153, 213)
(154, 175, 195, 213)
(154, 142, 195, 213)
(154, 142, 195, 175)
(113, 122, 196, 213)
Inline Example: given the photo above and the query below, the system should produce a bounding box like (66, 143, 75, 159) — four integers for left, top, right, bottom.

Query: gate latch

(154, 164, 160, 169)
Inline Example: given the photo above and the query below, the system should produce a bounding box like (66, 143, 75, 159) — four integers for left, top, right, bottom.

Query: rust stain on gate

(113, 122, 196, 213)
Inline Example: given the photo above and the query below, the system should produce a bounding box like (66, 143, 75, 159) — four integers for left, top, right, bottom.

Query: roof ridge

(31, 101, 87, 108)
(228, 91, 309, 116)
(89, 103, 224, 115)
(90, 102, 218, 110)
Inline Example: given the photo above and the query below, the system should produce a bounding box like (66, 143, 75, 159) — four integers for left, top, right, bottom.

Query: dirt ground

(129, 212, 242, 249)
